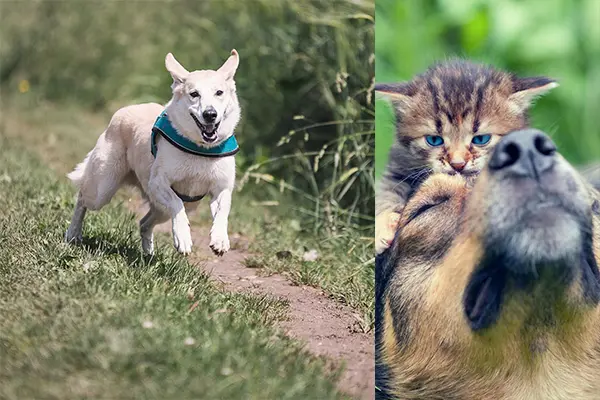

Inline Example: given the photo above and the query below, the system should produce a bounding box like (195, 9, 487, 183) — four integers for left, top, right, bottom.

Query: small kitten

(375, 60, 557, 254)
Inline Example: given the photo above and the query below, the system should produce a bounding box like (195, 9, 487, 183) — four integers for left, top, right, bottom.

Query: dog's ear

(165, 53, 189, 88)
(508, 76, 558, 114)
(463, 260, 507, 331)
(218, 49, 239, 81)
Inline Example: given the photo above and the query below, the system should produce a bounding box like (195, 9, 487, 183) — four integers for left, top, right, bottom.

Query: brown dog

(376, 129, 600, 399)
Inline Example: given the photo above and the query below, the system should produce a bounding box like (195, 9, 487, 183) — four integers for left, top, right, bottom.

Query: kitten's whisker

(390, 167, 433, 192)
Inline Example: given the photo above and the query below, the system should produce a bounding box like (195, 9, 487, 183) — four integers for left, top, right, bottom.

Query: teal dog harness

(151, 111, 239, 202)
(151, 111, 239, 158)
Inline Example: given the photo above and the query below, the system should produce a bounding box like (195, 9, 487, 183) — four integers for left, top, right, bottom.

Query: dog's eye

(407, 196, 449, 222)
(190, 91, 200, 98)
(408, 203, 437, 221)
(216, 90, 223, 96)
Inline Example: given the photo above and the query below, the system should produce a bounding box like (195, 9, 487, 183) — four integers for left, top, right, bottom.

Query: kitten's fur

(375, 60, 557, 253)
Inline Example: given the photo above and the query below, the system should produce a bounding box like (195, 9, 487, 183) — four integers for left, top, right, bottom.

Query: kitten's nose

(488, 129, 556, 179)
(450, 160, 466, 172)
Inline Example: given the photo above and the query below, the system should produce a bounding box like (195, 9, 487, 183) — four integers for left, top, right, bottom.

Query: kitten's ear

(509, 76, 558, 113)
(375, 82, 416, 113)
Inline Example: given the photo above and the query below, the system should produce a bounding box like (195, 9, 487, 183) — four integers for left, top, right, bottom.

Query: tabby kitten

(375, 60, 557, 254)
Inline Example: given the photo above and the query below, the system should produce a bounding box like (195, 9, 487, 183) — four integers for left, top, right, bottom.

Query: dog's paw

(209, 231, 230, 256)
(64, 228, 82, 244)
(375, 211, 400, 255)
(141, 234, 154, 256)
(172, 219, 193, 255)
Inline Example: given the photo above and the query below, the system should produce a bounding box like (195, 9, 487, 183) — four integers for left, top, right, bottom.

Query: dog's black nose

(203, 107, 217, 123)
(489, 129, 556, 179)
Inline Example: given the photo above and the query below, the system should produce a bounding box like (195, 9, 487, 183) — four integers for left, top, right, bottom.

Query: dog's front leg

(209, 188, 232, 256)
(147, 171, 192, 255)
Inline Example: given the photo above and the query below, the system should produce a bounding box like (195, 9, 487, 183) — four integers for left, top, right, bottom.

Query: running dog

(65, 50, 241, 256)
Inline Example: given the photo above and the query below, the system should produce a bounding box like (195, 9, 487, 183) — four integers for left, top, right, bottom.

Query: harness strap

(150, 111, 239, 158)
(150, 111, 239, 202)
(172, 188, 205, 203)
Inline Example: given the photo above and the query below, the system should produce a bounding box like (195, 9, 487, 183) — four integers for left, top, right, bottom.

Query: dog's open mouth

(190, 113, 220, 143)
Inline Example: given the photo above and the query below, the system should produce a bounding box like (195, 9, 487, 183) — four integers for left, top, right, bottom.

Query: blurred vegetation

(0, 0, 374, 233)
(376, 0, 600, 179)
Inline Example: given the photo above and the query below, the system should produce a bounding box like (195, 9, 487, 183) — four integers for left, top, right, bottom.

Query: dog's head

(460, 129, 600, 330)
(164, 50, 241, 147)
(377, 129, 600, 398)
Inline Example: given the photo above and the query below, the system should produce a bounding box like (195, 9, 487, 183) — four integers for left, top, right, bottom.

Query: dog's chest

(161, 152, 235, 197)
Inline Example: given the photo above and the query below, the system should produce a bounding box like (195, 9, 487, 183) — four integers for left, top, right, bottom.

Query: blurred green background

(0, 0, 374, 231)
(375, 0, 600, 179)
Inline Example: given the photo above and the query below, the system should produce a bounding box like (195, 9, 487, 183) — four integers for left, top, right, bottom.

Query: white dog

(65, 50, 241, 256)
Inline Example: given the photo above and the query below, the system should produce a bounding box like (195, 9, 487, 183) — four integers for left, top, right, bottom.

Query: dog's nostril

(490, 129, 556, 176)
(504, 143, 520, 165)
(534, 135, 556, 156)
(498, 143, 521, 168)
(203, 109, 217, 121)
(490, 142, 520, 170)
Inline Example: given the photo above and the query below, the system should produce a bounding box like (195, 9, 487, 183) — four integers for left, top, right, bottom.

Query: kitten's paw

(375, 212, 401, 254)
(172, 218, 193, 255)
(209, 230, 230, 256)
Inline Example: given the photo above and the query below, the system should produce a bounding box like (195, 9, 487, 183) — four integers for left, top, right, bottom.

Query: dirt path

(129, 198, 374, 400)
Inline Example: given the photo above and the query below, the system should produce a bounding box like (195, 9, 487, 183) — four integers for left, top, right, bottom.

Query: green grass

(210, 169, 374, 331)
(1, 94, 374, 331)
(0, 1, 374, 393)
(1, 0, 375, 332)
(193, 189, 374, 330)
(0, 136, 347, 399)
(374, 99, 394, 180)
(238, 224, 373, 332)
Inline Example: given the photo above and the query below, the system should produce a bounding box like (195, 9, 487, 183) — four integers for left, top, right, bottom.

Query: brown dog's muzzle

(463, 129, 600, 330)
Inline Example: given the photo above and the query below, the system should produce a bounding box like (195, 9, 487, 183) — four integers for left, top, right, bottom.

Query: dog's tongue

(204, 124, 217, 135)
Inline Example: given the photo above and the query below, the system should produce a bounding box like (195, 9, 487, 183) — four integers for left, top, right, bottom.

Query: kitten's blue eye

(425, 135, 444, 147)
(472, 134, 491, 145)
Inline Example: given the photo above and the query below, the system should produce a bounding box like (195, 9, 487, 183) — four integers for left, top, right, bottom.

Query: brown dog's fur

(376, 150, 600, 399)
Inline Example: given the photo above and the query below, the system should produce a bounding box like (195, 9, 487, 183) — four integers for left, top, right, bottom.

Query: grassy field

(1, 0, 374, 330)
(375, 0, 600, 179)
(0, 91, 373, 397)
(0, 1, 374, 396)
(0, 95, 374, 330)
(0, 133, 350, 399)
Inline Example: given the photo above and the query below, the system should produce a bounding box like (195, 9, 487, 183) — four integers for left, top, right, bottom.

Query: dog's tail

(67, 149, 93, 187)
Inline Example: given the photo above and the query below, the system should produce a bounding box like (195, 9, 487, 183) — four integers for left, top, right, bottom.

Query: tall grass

(0, 0, 374, 234)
